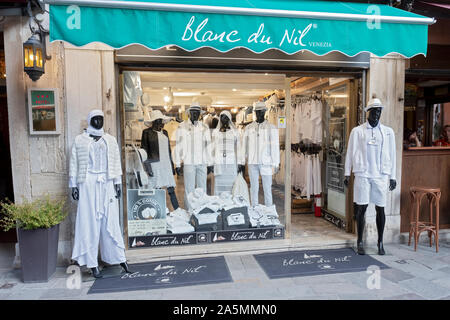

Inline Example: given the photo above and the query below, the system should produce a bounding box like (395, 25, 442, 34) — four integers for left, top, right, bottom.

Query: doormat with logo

(254, 247, 389, 279)
(87, 256, 233, 294)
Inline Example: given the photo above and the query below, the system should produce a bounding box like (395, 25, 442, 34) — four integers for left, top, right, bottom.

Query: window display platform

(128, 226, 285, 249)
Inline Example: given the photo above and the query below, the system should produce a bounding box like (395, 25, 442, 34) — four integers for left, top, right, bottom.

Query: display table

(400, 147, 450, 232)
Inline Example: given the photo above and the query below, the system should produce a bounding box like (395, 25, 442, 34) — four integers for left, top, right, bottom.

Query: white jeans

(248, 164, 273, 206)
(183, 164, 207, 210)
(353, 175, 389, 207)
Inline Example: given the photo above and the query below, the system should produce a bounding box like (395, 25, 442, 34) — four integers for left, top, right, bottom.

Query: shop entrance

(0, 31, 16, 243)
(118, 70, 359, 250)
(289, 76, 359, 246)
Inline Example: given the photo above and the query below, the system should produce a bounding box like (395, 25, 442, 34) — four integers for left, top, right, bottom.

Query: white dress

(71, 136, 126, 268)
(212, 129, 239, 195)
(147, 132, 176, 189)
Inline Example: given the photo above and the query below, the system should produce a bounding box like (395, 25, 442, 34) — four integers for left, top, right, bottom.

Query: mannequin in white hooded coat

(70, 110, 131, 278)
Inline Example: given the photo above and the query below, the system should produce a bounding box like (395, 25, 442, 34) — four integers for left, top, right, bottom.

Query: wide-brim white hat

(144, 109, 172, 127)
(254, 101, 267, 111)
(364, 98, 385, 112)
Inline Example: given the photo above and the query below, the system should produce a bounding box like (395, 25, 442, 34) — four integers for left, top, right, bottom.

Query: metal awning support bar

(44, 0, 436, 25)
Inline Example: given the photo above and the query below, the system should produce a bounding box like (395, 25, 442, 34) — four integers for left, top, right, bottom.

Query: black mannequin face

(189, 110, 201, 123)
(151, 119, 164, 132)
(90, 115, 104, 129)
(220, 114, 230, 130)
(367, 107, 382, 127)
(255, 110, 266, 123)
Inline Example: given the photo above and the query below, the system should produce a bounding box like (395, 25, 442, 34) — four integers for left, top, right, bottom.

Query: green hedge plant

(0, 195, 68, 231)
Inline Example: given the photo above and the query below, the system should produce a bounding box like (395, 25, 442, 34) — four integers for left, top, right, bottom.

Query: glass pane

(323, 84, 349, 219)
(35, 48, 43, 68)
(24, 46, 33, 68)
(122, 71, 286, 248)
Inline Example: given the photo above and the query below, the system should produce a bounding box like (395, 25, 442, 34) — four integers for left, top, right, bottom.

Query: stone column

(364, 54, 405, 245)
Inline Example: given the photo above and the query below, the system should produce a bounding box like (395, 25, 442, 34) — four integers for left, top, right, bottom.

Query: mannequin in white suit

(344, 99, 397, 256)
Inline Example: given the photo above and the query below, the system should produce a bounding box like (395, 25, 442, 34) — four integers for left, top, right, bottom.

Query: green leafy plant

(0, 195, 68, 231)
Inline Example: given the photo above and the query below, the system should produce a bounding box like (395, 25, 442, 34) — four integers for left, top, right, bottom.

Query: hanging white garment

(310, 100, 323, 144)
(291, 105, 299, 144)
(123, 71, 142, 109)
(312, 155, 322, 195)
(71, 137, 126, 268)
(163, 120, 180, 142)
(291, 152, 297, 189)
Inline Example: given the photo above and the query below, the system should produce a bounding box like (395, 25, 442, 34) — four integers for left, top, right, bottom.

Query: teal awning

(47, 0, 434, 58)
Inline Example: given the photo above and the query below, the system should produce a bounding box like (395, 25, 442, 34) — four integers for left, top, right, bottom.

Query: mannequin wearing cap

(69, 110, 131, 278)
(141, 110, 179, 210)
(242, 102, 280, 207)
(344, 98, 397, 256)
(211, 111, 245, 195)
(173, 103, 213, 210)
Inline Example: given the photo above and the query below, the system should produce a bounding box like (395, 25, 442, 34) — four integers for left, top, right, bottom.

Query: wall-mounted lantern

(23, 33, 45, 81)
(23, 0, 50, 82)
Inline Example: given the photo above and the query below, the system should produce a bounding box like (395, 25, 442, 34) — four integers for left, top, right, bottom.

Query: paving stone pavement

(0, 243, 449, 300)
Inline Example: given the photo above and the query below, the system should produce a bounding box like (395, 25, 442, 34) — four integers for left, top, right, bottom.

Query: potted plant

(0, 195, 67, 283)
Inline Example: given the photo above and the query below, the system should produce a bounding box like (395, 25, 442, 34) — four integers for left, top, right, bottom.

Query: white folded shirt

(194, 212, 220, 225)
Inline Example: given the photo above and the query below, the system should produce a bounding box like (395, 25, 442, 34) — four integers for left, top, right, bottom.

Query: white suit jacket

(173, 120, 212, 167)
(344, 122, 396, 180)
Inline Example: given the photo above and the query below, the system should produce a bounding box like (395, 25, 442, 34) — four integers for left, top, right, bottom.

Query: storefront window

(121, 71, 286, 248)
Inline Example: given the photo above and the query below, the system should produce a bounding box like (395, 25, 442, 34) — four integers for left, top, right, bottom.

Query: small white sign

(278, 116, 286, 128)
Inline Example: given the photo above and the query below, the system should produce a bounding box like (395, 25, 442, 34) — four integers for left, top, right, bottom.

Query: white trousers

(183, 164, 207, 210)
(75, 215, 126, 268)
(353, 175, 389, 207)
(248, 164, 273, 206)
(72, 172, 126, 269)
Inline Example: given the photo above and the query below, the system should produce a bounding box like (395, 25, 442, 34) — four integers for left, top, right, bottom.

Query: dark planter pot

(17, 224, 59, 283)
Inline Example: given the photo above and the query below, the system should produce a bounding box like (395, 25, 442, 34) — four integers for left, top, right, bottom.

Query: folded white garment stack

(166, 208, 194, 234)
(248, 204, 281, 227)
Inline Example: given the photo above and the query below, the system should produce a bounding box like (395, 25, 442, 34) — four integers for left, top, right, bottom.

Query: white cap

(364, 98, 384, 112)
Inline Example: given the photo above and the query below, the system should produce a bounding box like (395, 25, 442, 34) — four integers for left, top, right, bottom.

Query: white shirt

(88, 138, 108, 174)
(242, 120, 280, 168)
(173, 120, 212, 167)
(356, 122, 385, 178)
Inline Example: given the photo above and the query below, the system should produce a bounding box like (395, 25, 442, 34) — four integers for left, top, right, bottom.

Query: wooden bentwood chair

(408, 187, 441, 253)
